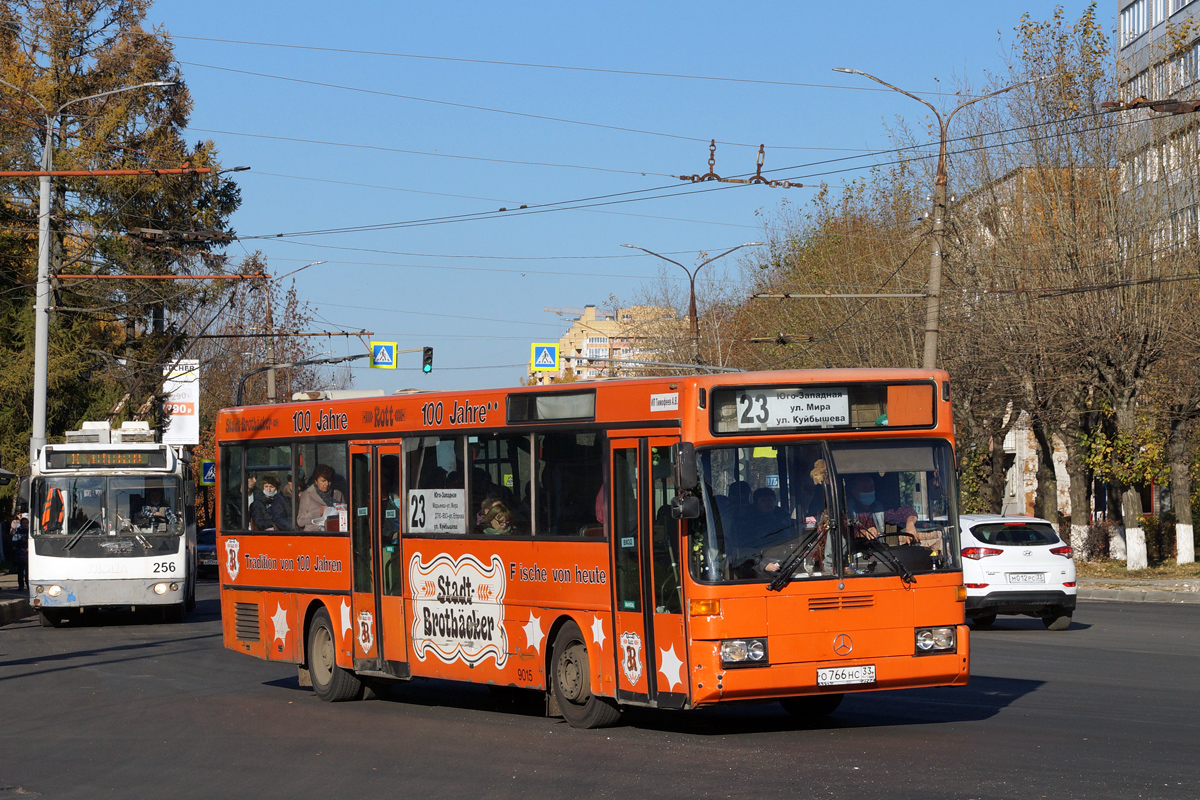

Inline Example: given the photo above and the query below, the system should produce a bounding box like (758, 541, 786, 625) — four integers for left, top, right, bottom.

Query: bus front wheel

(551, 621, 620, 729)
(307, 606, 362, 702)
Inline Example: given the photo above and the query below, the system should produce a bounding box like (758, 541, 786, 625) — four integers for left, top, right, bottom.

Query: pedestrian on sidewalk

(12, 513, 29, 591)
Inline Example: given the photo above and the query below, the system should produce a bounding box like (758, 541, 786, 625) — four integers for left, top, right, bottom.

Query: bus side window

(403, 436, 466, 535)
(536, 432, 604, 537)
(467, 434, 532, 535)
(220, 445, 244, 531)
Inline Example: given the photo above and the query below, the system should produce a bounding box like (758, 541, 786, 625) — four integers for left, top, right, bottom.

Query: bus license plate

(817, 665, 876, 686)
(1008, 573, 1045, 583)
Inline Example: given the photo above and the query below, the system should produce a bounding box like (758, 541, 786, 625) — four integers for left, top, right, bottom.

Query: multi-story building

(529, 304, 677, 384)
(1118, 0, 1200, 240)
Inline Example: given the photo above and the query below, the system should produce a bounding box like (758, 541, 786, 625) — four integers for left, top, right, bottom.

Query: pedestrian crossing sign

(371, 342, 398, 369)
(200, 460, 216, 486)
(531, 343, 559, 371)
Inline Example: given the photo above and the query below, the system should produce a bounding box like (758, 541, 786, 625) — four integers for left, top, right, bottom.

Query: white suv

(959, 514, 1077, 630)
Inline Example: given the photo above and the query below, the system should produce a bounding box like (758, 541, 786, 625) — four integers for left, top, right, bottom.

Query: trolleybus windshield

(32, 476, 182, 538)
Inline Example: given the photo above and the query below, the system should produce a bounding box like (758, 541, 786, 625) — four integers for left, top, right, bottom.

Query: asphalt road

(0, 583, 1197, 800)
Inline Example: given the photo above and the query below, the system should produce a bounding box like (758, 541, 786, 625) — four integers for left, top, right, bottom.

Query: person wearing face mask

(252, 474, 293, 531)
(845, 474, 918, 542)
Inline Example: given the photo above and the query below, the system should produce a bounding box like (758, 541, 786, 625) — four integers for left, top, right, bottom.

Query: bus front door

(610, 437, 689, 709)
(349, 442, 409, 678)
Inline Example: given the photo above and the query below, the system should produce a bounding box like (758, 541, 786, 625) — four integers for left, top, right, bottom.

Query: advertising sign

(162, 359, 200, 445)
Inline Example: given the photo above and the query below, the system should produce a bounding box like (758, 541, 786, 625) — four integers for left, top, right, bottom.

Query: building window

(585, 336, 608, 344)
(1121, 0, 1150, 48)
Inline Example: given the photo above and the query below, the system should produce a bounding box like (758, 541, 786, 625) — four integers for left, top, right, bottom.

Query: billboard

(162, 359, 200, 445)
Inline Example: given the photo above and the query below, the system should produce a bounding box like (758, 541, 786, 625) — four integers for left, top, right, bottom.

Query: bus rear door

(610, 437, 688, 709)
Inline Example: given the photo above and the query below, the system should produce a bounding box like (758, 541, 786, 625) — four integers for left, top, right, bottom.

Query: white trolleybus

(28, 421, 198, 626)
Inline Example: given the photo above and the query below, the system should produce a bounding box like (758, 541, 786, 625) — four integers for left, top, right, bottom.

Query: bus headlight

(915, 627, 957, 654)
(47, 585, 63, 597)
(721, 638, 769, 667)
(153, 582, 169, 595)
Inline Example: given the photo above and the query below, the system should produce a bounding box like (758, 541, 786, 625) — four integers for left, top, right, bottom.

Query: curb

(1078, 588, 1200, 605)
(0, 596, 32, 627)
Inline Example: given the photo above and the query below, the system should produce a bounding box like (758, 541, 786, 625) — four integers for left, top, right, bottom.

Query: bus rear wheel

(551, 621, 620, 729)
(780, 693, 843, 719)
(307, 606, 362, 702)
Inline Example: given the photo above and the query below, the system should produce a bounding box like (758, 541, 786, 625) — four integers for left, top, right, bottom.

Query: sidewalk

(1076, 576, 1200, 605)
(0, 570, 32, 627)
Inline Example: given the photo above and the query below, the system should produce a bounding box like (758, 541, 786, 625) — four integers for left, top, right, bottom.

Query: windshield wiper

(62, 528, 87, 551)
(767, 522, 829, 592)
(855, 536, 916, 585)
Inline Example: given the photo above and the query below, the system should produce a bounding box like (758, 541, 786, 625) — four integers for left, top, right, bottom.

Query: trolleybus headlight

(47, 585, 62, 597)
(720, 638, 769, 667)
(915, 627, 956, 654)
(169, 583, 179, 592)
(153, 582, 169, 595)
(35, 585, 44, 594)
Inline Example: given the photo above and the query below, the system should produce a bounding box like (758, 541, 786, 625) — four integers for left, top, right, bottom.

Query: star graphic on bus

(591, 616, 606, 650)
(523, 612, 545, 654)
(271, 603, 290, 645)
(340, 600, 352, 641)
(658, 644, 684, 691)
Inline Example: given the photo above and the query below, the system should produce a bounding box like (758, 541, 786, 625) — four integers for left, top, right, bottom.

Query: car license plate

(817, 665, 876, 686)
(1008, 572, 1045, 583)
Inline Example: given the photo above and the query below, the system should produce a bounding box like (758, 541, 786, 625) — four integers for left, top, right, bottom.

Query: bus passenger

(481, 503, 514, 535)
(297, 465, 346, 531)
(252, 474, 292, 531)
(845, 474, 918, 541)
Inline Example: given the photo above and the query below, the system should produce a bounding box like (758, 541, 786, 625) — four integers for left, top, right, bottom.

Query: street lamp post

(832, 68, 1041, 369)
(0, 78, 175, 462)
(621, 242, 762, 366)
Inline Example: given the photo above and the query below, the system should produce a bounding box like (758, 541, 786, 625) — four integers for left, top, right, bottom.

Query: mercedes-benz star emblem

(833, 634, 853, 656)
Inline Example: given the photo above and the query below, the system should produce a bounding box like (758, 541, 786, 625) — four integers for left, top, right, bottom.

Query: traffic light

(422, 347, 434, 373)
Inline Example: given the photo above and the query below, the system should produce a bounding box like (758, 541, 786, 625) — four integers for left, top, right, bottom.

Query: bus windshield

(688, 440, 959, 584)
(32, 476, 182, 537)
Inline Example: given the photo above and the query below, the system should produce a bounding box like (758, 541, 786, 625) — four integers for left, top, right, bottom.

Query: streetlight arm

(946, 75, 1043, 125)
(53, 81, 176, 115)
(833, 68, 941, 123)
(697, 241, 764, 269)
(620, 243, 688, 271)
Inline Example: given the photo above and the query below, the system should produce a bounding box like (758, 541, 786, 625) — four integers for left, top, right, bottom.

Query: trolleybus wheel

(39, 610, 62, 628)
(780, 693, 843, 719)
(185, 571, 196, 613)
(307, 606, 362, 702)
(551, 621, 620, 729)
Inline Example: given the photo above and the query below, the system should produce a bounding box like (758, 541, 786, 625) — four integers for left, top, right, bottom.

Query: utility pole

(0, 77, 186, 463)
(833, 68, 1043, 369)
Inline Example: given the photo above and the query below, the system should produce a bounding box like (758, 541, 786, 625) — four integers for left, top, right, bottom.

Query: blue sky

(151, 0, 1103, 392)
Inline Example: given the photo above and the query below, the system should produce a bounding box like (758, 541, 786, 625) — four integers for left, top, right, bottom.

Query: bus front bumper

(30, 578, 185, 608)
(691, 628, 970, 706)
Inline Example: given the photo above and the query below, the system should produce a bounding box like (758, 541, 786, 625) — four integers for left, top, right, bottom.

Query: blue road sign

(371, 341, 397, 369)
(201, 460, 216, 486)
(531, 343, 559, 371)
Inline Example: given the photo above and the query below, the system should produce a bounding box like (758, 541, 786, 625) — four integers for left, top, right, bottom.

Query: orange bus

(215, 369, 968, 727)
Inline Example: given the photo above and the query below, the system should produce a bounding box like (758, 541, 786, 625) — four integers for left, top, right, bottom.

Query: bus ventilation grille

(809, 594, 874, 611)
(235, 602, 260, 641)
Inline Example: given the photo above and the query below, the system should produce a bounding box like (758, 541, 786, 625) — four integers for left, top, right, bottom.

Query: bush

(1081, 520, 1113, 561)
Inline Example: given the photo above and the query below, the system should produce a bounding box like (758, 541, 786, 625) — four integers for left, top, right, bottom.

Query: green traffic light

(422, 346, 433, 373)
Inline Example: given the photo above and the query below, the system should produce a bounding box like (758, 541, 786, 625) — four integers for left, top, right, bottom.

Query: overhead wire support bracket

(680, 140, 803, 189)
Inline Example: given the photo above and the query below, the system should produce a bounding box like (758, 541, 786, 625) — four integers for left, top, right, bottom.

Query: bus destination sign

(734, 387, 850, 430)
(46, 449, 167, 470)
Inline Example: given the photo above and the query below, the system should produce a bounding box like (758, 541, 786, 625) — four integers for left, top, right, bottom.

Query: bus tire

(780, 693, 843, 719)
(185, 571, 197, 613)
(551, 621, 620, 729)
(307, 606, 362, 702)
(39, 611, 62, 628)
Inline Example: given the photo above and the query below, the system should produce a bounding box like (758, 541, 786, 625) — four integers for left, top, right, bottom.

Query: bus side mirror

(671, 495, 700, 520)
(673, 442, 698, 491)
